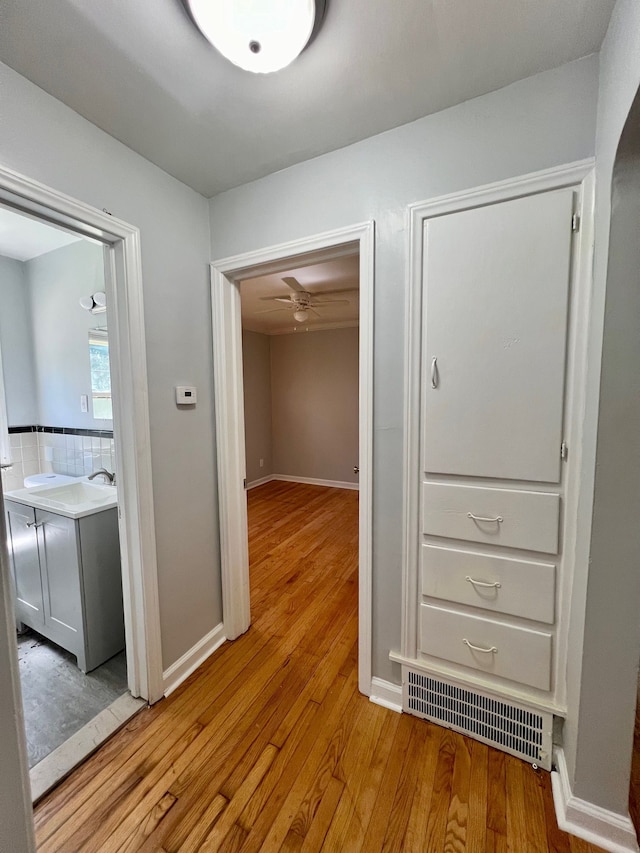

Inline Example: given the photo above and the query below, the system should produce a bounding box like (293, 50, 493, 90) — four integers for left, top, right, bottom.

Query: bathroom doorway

(0, 165, 162, 803)
(0, 206, 135, 796)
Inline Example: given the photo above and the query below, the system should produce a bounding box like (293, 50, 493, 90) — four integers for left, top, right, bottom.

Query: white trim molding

(0, 163, 163, 704)
(211, 221, 374, 696)
(163, 623, 226, 697)
(369, 677, 403, 713)
(552, 748, 640, 853)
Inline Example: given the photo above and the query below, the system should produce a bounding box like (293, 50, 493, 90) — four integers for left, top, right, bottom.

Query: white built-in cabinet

(394, 162, 593, 768)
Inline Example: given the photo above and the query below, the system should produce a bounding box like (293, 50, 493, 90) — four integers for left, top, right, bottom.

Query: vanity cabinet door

(5, 501, 44, 627)
(37, 509, 84, 657)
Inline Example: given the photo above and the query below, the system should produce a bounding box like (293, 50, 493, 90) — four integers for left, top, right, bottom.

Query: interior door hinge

(243, 478, 247, 489)
(561, 442, 568, 460)
(571, 213, 580, 233)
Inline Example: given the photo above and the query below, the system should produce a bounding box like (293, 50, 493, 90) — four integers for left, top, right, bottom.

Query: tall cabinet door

(423, 188, 574, 483)
(5, 501, 44, 627)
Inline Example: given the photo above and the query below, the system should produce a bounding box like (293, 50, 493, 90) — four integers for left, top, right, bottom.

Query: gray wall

(27, 240, 108, 429)
(0, 255, 38, 426)
(242, 330, 273, 484)
(209, 55, 599, 684)
(0, 59, 221, 672)
(563, 0, 640, 817)
(271, 328, 359, 484)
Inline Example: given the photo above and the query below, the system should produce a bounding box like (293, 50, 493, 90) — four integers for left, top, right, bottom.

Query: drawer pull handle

(25, 521, 43, 529)
(463, 638, 498, 654)
(467, 512, 503, 524)
(431, 357, 439, 389)
(465, 576, 501, 589)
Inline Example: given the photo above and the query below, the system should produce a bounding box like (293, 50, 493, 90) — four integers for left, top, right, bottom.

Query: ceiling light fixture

(293, 308, 308, 323)
(185, 0, 320, 74)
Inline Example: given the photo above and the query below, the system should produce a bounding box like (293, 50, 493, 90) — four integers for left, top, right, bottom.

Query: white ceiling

(0, 0, 614, 198)
(0, 206, 82, 262)
(241, 255, 359, 335)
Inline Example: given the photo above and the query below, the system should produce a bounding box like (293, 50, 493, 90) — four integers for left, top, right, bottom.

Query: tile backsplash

(1, 429, 115, 492)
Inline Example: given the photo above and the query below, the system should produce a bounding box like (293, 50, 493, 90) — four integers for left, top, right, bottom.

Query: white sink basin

(5, 480, 117, 519)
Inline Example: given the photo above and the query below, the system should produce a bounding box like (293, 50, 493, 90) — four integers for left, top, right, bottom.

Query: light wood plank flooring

(34, 480, 608, 852)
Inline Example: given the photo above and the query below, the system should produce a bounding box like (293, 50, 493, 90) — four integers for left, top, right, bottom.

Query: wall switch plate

(176, 385, 197, 406)
(259, 458, 264, 468)
(80, 394, 88, 413)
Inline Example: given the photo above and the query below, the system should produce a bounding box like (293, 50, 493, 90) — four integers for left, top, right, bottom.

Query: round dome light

(187, 0, 316, 74)
(293, 308, 308, 323)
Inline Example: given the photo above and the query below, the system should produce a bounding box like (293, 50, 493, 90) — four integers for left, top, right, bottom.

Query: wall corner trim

(163, 623, 226, 697)
(369, 677, 403, 713)
(551, 748, 640, 853)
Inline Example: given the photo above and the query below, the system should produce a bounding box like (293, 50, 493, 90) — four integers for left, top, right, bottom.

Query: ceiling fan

(256, 276, 357, 323)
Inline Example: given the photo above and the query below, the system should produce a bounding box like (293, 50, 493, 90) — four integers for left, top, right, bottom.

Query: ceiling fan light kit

(254, 275, 358, 328)
(186, 0, 318, 74)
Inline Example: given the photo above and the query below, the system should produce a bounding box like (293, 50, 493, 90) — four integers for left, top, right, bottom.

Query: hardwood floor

(34, 480, 607, 852)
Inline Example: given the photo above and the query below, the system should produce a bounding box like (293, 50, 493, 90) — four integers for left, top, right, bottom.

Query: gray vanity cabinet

(5, 500, 124, 673)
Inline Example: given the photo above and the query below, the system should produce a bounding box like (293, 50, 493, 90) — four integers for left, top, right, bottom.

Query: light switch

(176, 385, 197, 406)
(80, 394, 88, 413)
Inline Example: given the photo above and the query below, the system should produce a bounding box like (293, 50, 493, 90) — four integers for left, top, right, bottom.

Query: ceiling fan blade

(308, 308, 322, 318)
(255, 306, 293, 315)
(310, 288, 359, 298)
(258, 295, 294, 303)
(282, 276, 306, 293)
(308, 299, 351, 307)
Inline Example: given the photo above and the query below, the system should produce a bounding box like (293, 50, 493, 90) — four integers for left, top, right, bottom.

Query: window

(88, 328, 112, 420)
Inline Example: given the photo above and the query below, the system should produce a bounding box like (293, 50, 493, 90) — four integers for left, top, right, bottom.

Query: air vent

(404, 668, 552, 770)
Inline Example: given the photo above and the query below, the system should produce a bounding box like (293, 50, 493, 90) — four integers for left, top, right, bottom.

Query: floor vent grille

(404, 669, 552, 769)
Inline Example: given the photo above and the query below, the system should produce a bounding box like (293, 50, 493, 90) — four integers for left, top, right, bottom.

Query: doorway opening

(240, 255, 360, 636)
(210, 223, 373, 694)
(0, 164, 162, 802)
(0, 206, 133, 793)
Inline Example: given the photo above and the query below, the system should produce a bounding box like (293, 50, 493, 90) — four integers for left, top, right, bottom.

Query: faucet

(88, 468, 116, 485)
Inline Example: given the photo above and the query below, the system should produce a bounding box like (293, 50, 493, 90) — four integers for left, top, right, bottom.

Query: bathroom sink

(4, 480, 117, 519)
(30, 481, 115, 506)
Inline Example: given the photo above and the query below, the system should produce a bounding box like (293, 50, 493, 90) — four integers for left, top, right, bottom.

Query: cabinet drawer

(421, 544, 556, 624)
(422, 481, 560, 554)
(419, 604, 552, 690)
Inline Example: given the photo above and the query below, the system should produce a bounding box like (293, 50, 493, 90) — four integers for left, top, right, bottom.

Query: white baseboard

(246, 475, 274, 490)
(369, 677, 403, 713)
(272, 474, 359, 491)
(163, 623, 226, 697)
(552, 748, 639, 853)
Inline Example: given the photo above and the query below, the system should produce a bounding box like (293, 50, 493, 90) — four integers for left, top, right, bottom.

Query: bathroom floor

(17, 629, 128, 768)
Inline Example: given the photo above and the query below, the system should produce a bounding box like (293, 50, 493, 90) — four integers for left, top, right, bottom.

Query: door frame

(0, 162, 164, 704)
(210, 221, 374, 695)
